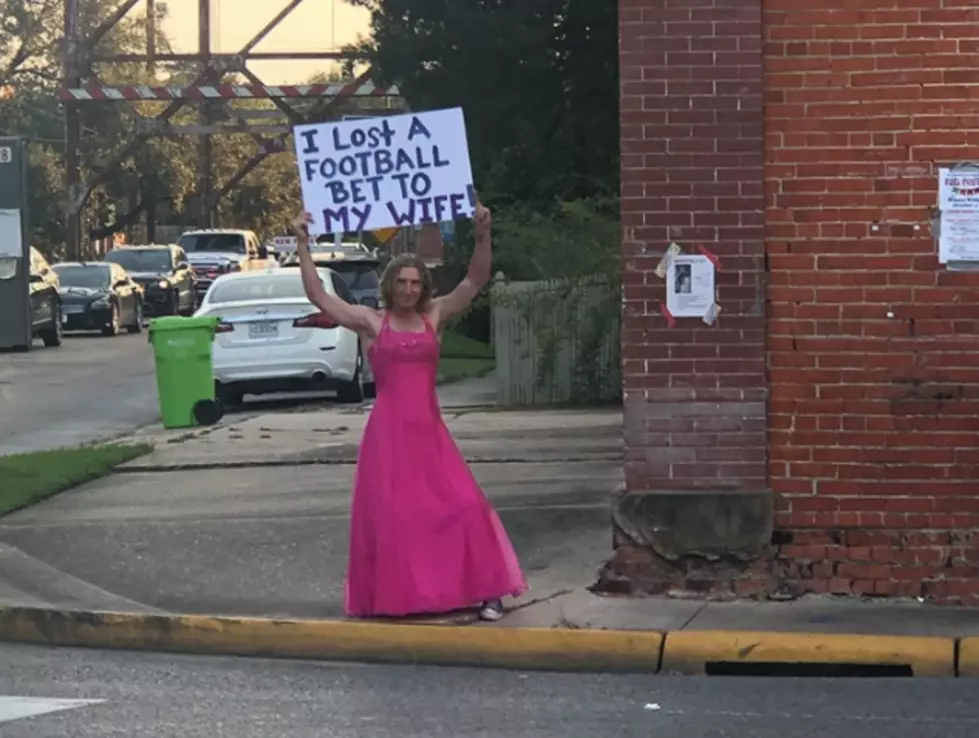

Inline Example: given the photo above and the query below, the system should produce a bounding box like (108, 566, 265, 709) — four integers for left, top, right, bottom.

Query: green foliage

(343, 0, 619, 209)
(489, 196, 620, 403)
(341, 0, 621, 401)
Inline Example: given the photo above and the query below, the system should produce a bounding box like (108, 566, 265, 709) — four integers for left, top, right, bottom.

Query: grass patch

(0, 443, 153, 517)
(438, 357, 496, 385)
(440, 330, 495, 360)
(438, 330, 495, 385)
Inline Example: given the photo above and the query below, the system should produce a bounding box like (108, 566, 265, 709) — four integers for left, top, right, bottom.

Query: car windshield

(53, 264, 111, 289)
(178, 233, 247, 255)
(104, 249, 171, 273)
(329, 262, 381, 291)
(207, 274, 321, 304)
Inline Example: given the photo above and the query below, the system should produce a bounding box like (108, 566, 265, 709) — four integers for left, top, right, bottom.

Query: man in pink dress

(291, 203, 527, 621)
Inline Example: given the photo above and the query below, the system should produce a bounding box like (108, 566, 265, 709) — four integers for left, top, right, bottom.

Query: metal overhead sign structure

(60, 0, 403, 261)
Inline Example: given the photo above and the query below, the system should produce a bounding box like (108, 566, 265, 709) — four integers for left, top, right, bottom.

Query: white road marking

(0, 696, 105, 724)
(654, 709, 979, 725)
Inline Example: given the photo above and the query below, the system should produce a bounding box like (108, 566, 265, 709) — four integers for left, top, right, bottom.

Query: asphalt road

(0, 330, 351, 456)
(1, 643, 977, 737)
(0, 331, 160, 455)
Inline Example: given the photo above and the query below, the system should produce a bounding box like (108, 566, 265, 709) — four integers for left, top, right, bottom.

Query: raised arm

(431, 202, 492, 330)
(291, 213, 380, 337)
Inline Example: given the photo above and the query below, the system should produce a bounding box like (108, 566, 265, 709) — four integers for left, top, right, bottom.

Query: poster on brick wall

(666, 254, 715, 318)
(293, 108, 476, 235)
(938, 167, 979, 263)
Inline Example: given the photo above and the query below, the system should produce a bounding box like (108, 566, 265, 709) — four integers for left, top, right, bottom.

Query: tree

(343, 0, 619, 209)
(0, 0, 203, 254)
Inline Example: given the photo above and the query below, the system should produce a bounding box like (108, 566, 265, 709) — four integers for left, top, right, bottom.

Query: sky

(159, 0, 371, 83)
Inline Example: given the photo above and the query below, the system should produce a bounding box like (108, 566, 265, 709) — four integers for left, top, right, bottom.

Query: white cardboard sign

(293, 107, 475, 235)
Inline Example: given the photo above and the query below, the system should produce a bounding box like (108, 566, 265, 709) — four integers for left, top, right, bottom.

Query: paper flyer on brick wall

(666, 254, 715, 318)
(293, 108, 476, 235)
(938, 167, 979, 263)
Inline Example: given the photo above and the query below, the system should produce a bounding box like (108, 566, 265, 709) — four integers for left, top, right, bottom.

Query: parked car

(51, 261, 144, 336)
(194, 268, 374, 407)
(103, 243, 196, 317)
(28, 246, 62, 348)
(280, 251, 382, 308)
(177, 228, 273, 302)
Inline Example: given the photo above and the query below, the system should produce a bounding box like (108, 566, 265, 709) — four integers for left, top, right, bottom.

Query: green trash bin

(148, 315, 223, 429)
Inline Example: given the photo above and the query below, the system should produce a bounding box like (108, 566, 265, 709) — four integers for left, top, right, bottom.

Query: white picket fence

(491, 277, 621, 406)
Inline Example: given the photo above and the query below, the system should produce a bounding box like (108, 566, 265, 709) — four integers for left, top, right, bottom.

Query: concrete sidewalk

(0, 402, 622, 620)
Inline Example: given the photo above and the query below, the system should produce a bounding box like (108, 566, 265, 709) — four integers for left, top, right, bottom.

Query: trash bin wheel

(192, 398, 223, 426)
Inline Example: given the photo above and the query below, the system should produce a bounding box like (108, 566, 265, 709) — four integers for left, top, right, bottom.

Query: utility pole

(63, 0, 81, 261)
(199, 0, 214, 228)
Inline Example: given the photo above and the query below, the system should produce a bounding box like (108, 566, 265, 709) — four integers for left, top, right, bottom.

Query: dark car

(103, 244, 196, 317)
(28, 246, 62, 348)
(177, 229, 271, 301)
(281, 251, 382, 308)
(52, 261, 144, 336)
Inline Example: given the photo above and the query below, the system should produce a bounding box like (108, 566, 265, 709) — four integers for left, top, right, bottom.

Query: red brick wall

(765, 1, 979, 603)
(619, 0, 769, 492)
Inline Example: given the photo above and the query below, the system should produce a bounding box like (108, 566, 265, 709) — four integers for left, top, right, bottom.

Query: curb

(0, 607, 664, 673)
(959, 637, 979, 677)
(0, 605, 966, 677)
(661, 630, 956, 677)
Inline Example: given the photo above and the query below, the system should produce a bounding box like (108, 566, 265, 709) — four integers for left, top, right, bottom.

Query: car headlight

(91, 297, 111, 309)
(158, 279, 171, 289)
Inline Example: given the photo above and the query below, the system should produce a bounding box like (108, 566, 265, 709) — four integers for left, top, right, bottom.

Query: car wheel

(336, 350, 365, 404)
(102, 303, 120, 337)
(40, 302, 63, 348)
(127, 301, 143, 334)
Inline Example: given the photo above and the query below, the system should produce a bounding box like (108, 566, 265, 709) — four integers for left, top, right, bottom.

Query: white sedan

(194, 268, 374, 407)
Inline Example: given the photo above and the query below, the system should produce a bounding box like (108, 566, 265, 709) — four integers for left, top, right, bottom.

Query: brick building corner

(603, 0, 979, 605)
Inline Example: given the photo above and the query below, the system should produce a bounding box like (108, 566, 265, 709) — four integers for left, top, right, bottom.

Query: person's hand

(290, 212, 313, 238)
(474, 201, 491, 238)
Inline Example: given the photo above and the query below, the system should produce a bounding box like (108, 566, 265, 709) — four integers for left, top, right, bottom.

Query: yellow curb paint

(0, 607, 664, 673)
(958, 637, 979, 677)
(662, 630, 956, 677)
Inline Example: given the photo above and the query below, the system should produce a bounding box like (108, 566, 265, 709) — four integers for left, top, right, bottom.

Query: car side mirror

(114, 279, 128, 288)
(29, 273, 43, 283)
(177, 261, 190, 270)
(257, 245, 269, 260)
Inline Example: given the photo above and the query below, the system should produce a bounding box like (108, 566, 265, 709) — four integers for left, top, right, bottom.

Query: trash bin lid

(148, 315, 220, 333)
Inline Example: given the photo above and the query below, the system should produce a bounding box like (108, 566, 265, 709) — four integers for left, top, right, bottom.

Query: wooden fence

(491, 277, 621, 406)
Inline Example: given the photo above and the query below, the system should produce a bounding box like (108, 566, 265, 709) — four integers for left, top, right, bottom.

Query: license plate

(64, 305, 84, 314)
(248, 321, 278, 339)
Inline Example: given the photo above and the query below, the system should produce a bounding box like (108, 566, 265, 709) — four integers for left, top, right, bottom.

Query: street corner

(0, 605, 665, 674)
(661, 630, 957, 678)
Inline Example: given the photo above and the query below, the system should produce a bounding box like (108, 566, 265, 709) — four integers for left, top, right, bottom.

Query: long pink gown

(344, 312, 528, 617)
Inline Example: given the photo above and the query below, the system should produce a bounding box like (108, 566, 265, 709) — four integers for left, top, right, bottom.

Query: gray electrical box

(0, 137, 32, 351)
